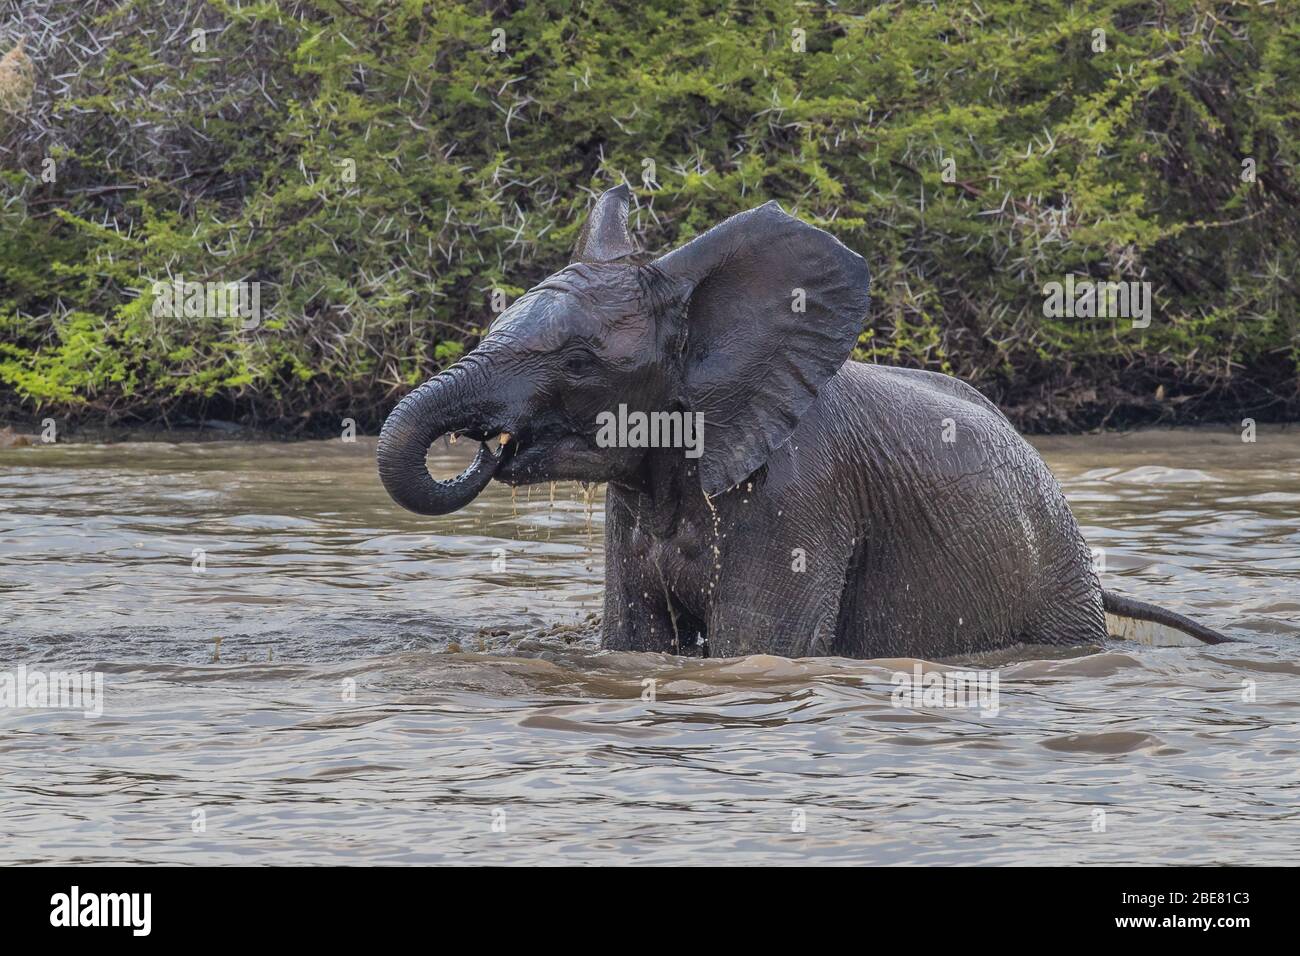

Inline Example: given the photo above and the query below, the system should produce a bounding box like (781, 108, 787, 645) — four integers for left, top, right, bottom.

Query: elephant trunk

(376, 358, 500, 515)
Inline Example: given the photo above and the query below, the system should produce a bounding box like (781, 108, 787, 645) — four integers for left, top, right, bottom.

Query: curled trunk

(376, 364, 498, 515)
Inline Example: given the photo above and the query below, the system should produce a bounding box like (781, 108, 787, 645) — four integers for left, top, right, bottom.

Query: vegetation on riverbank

(2, 0, 1297, 434)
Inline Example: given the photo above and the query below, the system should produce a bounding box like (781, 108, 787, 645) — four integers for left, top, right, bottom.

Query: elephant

(376, 185, 1229, 659)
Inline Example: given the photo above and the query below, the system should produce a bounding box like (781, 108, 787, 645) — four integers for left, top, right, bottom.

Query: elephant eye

(564, 348, 596, 374)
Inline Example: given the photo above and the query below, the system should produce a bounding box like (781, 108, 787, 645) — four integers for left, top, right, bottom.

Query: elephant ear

(573, 184, 636, 263)
(651, 201, 870, 495)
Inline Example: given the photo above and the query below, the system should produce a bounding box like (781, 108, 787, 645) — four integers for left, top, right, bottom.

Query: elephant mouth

(492, 424, 575, 481)
(379, 396, 603, 517)
(444, 425, 517, 471)
(452, 424, 516, 452)
(417, 415, 577, 485)
(445, 421, 574, 480)
(462, 420, 602, 485)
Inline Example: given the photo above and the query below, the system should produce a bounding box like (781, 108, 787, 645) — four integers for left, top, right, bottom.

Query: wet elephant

(377, 186, 1229, 658)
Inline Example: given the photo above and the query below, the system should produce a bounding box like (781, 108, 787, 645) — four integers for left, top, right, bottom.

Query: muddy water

(1, 428, 1297, 865)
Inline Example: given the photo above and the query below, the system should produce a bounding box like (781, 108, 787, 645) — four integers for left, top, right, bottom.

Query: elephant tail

(1102, 590, 1232, 646)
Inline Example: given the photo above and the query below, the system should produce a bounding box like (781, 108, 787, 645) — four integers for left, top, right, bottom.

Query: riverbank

(5, 2, 1298, 448)
(2, 418, 1295, 450)
(3, 392, 1295, 447)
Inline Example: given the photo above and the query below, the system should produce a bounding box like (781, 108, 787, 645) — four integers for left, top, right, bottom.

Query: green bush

(2, 0, 1297, 431)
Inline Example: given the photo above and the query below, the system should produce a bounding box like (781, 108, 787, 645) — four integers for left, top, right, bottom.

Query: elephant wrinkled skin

(377, 186, 1229, 658)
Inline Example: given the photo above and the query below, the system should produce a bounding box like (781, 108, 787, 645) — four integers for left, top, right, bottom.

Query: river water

(1, 428, 1297, 865)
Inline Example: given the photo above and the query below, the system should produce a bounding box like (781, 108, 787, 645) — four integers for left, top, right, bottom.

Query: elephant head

(376, 184, 871, 514)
